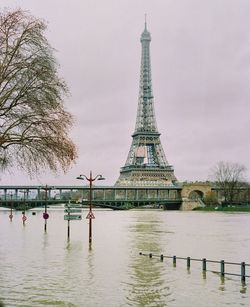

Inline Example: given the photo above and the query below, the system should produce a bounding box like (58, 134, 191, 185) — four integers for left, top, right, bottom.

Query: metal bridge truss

(0, 186, 182, 210)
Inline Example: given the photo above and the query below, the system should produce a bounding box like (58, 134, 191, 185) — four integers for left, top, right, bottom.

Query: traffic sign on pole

(64, 215, 82, 221)
(43, 212, 49, 219)
(86, 211, 95, 219)
(64, 204, 82, 209)
(64, 209, 82, 213)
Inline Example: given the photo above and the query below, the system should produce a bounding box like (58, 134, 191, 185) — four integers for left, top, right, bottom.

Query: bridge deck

(0, 185, 182, 210)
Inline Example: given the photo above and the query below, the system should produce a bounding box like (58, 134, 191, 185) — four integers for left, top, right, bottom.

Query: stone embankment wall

(180, 199, 201, 211)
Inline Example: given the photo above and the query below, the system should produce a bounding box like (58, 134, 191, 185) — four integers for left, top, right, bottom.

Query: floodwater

(0, 208, 250, 306)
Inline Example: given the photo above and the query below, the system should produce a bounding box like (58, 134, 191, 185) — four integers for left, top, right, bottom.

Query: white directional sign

(64, 205, 82, 209)
(64, 215, 82, 221)
(64, 209, 82, 213)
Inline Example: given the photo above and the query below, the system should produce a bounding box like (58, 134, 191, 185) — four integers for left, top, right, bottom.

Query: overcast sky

(1, 0, 250, 186)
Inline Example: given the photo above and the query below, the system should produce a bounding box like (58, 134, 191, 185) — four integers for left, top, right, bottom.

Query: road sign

(64, 209, 82, 213)
(22, 215, 27, 221)
(64, 205, 82, 209)
(64, 215, 82, 221)
(86, 211, 95, 219)
(43, 212, 49, 219)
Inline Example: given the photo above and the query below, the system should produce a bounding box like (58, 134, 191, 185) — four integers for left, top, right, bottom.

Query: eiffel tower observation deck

(115, 22, 177, 187)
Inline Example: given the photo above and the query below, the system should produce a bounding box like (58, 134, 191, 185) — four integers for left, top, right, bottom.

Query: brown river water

(0, 208, 250, 306)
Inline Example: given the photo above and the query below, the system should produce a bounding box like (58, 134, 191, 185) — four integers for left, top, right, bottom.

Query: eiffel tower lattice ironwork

(115, 22, 177, 187)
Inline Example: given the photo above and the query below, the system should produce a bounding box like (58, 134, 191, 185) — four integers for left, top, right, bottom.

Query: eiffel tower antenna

(115, 21, 177, 187)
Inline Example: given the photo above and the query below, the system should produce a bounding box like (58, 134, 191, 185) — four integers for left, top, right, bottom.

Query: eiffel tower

(115, 22, 177, 187)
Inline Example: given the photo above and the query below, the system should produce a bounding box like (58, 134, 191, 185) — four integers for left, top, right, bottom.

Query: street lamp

(76, 171, 105, 244)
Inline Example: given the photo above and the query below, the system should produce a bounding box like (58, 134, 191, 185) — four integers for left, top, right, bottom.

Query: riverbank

(194, 206, 250, 212)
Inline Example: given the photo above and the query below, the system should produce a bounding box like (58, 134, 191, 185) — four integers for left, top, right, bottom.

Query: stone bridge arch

(188, 189, 204, 200)
(181, 182, 212, 210)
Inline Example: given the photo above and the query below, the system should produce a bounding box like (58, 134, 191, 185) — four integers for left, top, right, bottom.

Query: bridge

(0, 185, 183, 210)
(1, 183, 248, 210)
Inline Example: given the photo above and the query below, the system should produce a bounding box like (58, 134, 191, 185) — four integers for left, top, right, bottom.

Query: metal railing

(139, 252, 250, 282)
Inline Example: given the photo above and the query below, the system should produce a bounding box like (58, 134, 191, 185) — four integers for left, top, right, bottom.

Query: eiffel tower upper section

(115, 22, 177, 187)
(134, 22, 158, 135)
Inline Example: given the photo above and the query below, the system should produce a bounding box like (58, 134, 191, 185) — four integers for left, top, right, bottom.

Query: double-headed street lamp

(76, 171, 105, 244)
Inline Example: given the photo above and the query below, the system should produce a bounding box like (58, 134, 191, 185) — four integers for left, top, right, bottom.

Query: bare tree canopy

(0, 9, 77, 175)
(211, 161, 247, 203)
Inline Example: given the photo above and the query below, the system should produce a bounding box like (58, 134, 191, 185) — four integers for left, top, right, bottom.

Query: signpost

(9, 193, 13, 221)
(40, 185, 55, 233)
(43, 212, 49, 219)
(64, 215, 82, 220)
(64, 202, 82, 239)
(19, 190, 27, 226)
(64, 209, 82, 214)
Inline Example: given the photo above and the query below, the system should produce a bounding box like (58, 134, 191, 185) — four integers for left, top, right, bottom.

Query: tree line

(205, 161, 249, 206)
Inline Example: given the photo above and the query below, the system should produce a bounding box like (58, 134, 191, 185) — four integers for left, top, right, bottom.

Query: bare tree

(204, 191, 218, 207)
(0, 9, 77, 175)
(211, 161, 247, 204)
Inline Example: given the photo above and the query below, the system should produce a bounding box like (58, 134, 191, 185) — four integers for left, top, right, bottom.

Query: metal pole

(42, 185, 51, 233)
(67, 205, 70, 240)
(44, 186, 47, 233)
(22, 191, 26, 226)
(220, 260, 225, 277)
(202, 258, 207, 272)
(241, 262, 246, 283)
(9, 193, 13, 221)
(187, 257, 191, 269)
(89, 171, 93, 244)
(173, 255, 176, 266)
(67, 220, 70, 240)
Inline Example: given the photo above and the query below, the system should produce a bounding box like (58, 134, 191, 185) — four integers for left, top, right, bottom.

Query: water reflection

(125, 211, 174, 306)
(42, 232, 49, 250)
(87, 245, 95, 287)
(219, 276, 225, 291)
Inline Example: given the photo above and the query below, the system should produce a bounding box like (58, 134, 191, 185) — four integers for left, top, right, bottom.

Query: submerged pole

(220, 260, 225, 277)
(202, 258, 207, 272)
(241, 262, 246, 282)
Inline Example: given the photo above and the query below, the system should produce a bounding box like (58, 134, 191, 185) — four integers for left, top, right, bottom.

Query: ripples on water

(0, 208, 250, 306)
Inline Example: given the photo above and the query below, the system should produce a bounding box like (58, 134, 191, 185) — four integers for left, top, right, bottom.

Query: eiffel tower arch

(116, 22, 177, 187)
